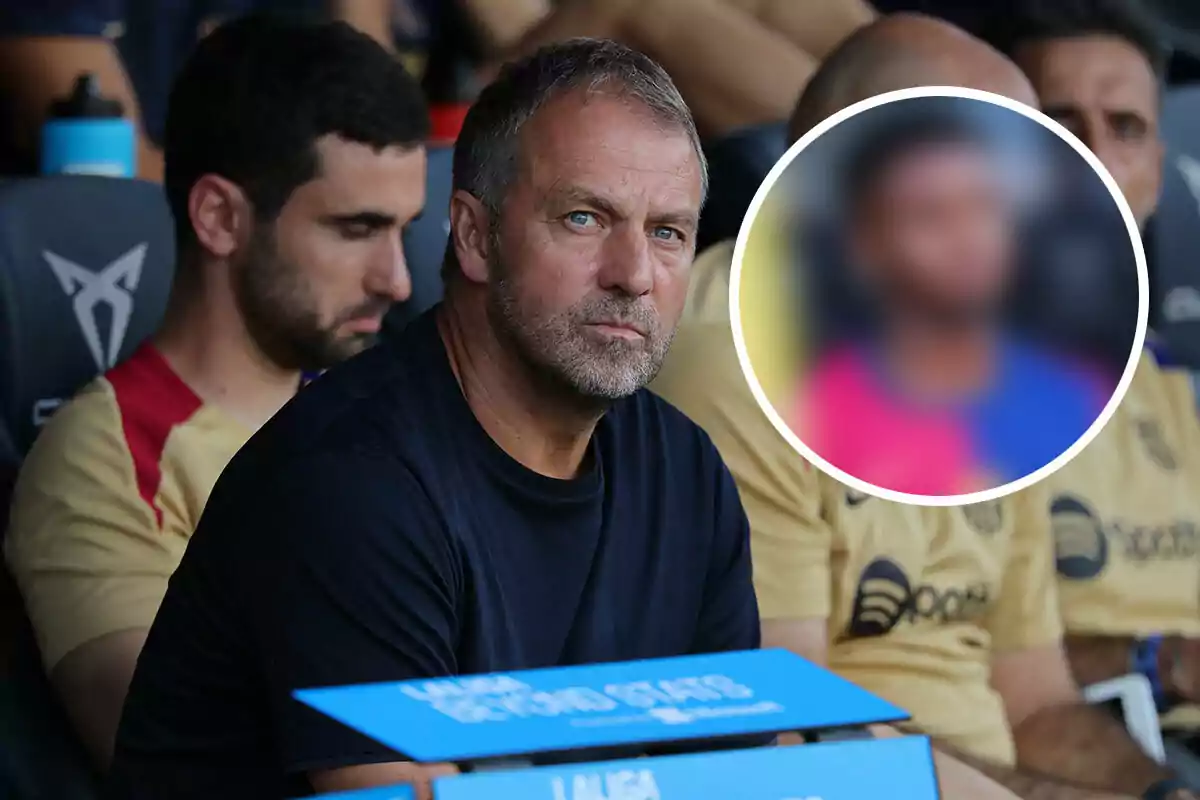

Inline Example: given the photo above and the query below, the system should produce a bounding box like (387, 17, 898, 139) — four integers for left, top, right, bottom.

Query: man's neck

(152, 292, 302, 432)
(883, 313, 999, 402)
(438, 298, 602, 481)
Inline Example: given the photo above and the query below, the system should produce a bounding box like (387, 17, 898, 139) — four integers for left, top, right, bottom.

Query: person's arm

(327, 0, 395, 50)
(456, 0, 552, 55)
(721, 0, 877, 60)
(243, 453, 466, 800)
(991, 643, 1172, 797)
(973, 489, 1181, 798)
(1062, 634, 1146, 687)
(51, 630, 148, 767)
(2, 391, 184, 768)
(489, 0, 815, 137)
(617, 0, 816, 138)
(765, 618, 1025, 800)
(0, 2, 163, 180)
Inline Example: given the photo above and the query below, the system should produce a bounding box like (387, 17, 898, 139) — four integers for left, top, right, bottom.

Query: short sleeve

(650, 323, 831, 622)
(4, 385, 183, 670)
(0, 0, 124, 37)
(1155, 362, 1200, 453)
(240, 452, 461, 775)
(985, 484, 1064, 653)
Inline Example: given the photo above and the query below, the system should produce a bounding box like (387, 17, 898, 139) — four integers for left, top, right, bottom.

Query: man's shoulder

(652, 317, 765, 433)
(257, 328, 445, 458)
(1118, 347, 1200, 443)
(681, 240, 735, 324)
(1003, 341, 1114, 416)
(19, 371, 128, 478)
(608, 389, 727, 485)
(8, 372, 146, 572)
(614, 387, 712, 446)
(207, 333, 451, 520)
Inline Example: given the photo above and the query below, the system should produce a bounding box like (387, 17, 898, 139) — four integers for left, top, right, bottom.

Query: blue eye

(651, 226, 682, 242)
(567, 211, 597, 227)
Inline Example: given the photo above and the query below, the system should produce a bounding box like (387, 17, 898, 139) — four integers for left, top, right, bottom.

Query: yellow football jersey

(4, 345, 251, 670)
(1035, 350, 1200, 729)
(736, 190, 804, 415)
(652, 242, 1061, 766)
(1039, 350, 1200, 639)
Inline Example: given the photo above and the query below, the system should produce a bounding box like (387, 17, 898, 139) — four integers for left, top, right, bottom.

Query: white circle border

(728, 86, 1149, 507)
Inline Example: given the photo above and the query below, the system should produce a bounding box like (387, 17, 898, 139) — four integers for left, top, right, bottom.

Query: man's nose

(597, 224, 654, 297)
(366, 233, 412, 303)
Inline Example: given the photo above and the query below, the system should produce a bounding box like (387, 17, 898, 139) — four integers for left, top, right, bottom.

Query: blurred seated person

(2, 14, 427, 768)
(988, 0, 1200, 779)
(0, 0, 429, 179)
(652, 14, 1198, 799)
(796, 111, 1110, 496)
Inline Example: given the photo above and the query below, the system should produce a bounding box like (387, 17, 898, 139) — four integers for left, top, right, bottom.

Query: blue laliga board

(435, 736, 940, 800)
(295, 649, 907, 764)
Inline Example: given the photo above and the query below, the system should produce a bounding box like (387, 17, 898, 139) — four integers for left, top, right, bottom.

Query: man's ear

(188, 174, 253, 259)
(448, 190, 494, 285)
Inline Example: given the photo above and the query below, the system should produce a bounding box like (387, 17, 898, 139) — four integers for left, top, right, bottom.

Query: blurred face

(1014, 35, 1163, 227)
(486, 91, 703, 400)
(236, 135, 426, 372)
(857, 142, 1014, 322)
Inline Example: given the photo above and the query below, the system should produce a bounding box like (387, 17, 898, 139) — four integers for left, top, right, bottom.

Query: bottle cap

(48, 73, 125, 120)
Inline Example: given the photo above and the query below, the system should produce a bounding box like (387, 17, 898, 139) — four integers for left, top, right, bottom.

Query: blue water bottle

(40, 73, 136, 178)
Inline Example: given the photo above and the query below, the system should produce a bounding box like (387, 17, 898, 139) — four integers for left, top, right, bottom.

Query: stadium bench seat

(697, 123, 788, 254)
(0, 176, 176, 467)
(0, 175, 176, 799)
(1150, 84, 1200, 370)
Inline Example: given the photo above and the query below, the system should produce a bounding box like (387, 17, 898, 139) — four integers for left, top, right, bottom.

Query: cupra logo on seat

(43, 244, 148, 371)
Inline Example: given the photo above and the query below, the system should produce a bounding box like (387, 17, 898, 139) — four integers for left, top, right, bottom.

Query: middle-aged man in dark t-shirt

(108, 37, 760, 800)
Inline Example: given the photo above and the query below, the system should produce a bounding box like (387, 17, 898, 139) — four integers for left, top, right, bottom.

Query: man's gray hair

(452, 37, 708, 214)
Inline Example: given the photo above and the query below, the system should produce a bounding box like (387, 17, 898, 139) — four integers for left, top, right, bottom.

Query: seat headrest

(0, 177, 174, 458)
(698, 123, 788, 253)
(1151, 84, 1200, 368)
(385, 145, 453, 333)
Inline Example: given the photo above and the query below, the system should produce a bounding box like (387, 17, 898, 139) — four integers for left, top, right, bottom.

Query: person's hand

(1160, 636, 1200, 704)
(415, 763, 460, 800)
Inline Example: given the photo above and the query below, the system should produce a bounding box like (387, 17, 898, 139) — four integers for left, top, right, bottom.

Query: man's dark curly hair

(982, 0, 1168, 80)
(163, 13, 429, 254)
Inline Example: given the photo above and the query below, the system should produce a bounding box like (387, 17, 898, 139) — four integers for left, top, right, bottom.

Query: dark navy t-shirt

(107, 308, 761, 799)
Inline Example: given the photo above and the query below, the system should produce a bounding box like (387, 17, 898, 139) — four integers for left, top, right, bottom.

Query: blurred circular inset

(730, 87, 1148, 506)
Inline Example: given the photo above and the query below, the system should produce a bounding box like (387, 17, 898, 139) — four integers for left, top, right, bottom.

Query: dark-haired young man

(4, 13, 427, 770)
(109, 37, 758, 800)
(985, 0, 1164, 226)
(988, 0, 1200, 780)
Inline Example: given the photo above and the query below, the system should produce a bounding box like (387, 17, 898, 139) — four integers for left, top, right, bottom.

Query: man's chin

(284, 333, 375, 374)
(565, 360, 658, 402)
